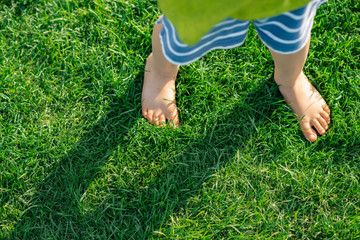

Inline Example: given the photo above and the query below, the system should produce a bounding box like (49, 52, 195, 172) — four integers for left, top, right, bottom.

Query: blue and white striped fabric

(157, 0, 327, 65)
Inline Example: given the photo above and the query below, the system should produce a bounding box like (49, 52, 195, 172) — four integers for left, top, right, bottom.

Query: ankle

(146, 53, 179, 79)
(274, 71, 305, 88)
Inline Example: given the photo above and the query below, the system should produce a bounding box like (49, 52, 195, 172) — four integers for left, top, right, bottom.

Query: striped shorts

(157, 0, 327, 65)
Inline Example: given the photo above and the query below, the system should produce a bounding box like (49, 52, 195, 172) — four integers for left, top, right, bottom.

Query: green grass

(0, 0, 359, 239)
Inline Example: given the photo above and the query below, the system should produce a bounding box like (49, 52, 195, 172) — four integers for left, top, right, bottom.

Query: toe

(153, 115, 161, 126)
(322, 104, 331, 115)
(300, 121, 317, 142)
(159, 114, 166, 126)
(165, 108, 179, 127)
(318, 117, 329, 131)
(142, 108, 148, 118)
(312, 119, 326, 135)
(170, 110, 180, 127)
(172, 114, 179, 127)
(320, 110, 331, 124)
(147, 111, 155, 124)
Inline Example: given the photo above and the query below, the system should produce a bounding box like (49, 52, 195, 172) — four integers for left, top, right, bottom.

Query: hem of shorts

(256, 31, 311, 55)
(159, 34, 247, 65)
(157, 16, 248, 65)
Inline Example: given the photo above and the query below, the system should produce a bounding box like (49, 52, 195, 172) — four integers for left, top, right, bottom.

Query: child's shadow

(2, 0, 40, 15)
(10, 75, 278, 239)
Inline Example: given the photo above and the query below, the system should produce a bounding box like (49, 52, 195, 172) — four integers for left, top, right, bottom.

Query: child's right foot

(277, 71, 331, 142)
(142, 54, 179, 126)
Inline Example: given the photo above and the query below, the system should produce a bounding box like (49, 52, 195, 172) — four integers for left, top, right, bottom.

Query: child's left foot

(277, 71, 330, 142)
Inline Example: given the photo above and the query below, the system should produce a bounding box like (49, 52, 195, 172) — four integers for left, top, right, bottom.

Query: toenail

(308, 135, 316, 141)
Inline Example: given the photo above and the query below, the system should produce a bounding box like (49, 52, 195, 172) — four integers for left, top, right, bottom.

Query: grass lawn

(0, 0, 359, 239)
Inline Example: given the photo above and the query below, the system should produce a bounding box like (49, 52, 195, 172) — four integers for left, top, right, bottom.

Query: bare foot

(142, 53, 179, 126)
(277, 72, 330, 142)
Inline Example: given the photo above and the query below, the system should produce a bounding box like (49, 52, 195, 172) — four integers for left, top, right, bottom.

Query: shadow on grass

(10, 73, 277, 239)
(0, 0, 39, 16)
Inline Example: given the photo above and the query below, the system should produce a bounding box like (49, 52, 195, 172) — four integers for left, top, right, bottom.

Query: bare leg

(270, 38, 331, 142)
(142, 17, 180, 126)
